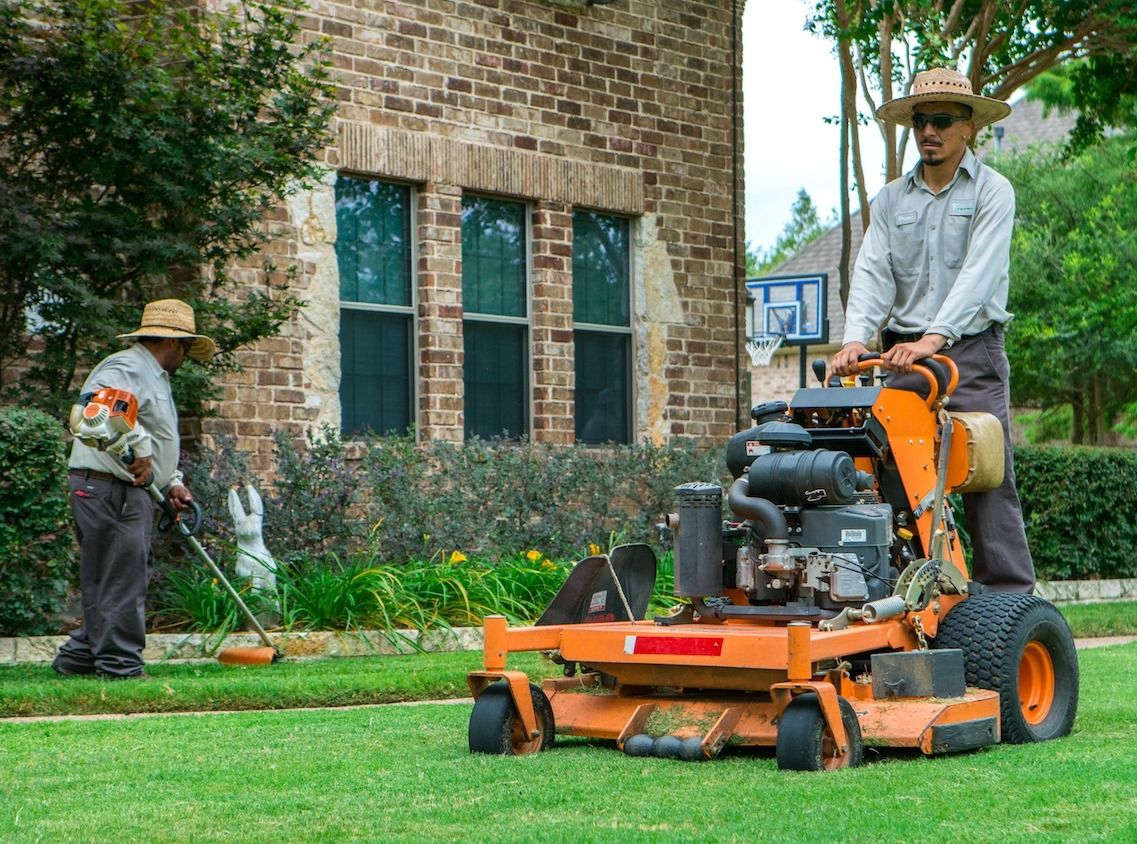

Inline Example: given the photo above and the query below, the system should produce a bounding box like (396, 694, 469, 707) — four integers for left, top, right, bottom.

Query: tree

(1025, 57, 1137, 155)
(746, 189, 831, 276)
(1000, 133, 1137, 444)
(805, 1, 1137, 304)
(0, 0, 335, 417)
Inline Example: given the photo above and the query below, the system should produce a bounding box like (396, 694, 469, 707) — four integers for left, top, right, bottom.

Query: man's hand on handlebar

(831, 341, 868, 377)
(881, 334, 947, 374)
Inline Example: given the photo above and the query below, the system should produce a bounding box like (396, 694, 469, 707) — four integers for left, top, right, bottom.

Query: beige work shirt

(69, 343, 184, 490)
(842, 149, 1015, 346)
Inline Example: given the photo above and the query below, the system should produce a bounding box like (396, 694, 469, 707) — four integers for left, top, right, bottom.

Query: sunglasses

(179, 339, 194, 354)
(911, 112, 969, 130)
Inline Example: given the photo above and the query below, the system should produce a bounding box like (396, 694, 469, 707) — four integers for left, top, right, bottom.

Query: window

(462, 196, 529, 439)
(335, 175, 414, 436)
(573, 211, 632, 444)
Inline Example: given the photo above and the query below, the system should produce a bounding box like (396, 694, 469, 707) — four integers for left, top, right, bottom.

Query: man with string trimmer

(53, 299, 216, 680)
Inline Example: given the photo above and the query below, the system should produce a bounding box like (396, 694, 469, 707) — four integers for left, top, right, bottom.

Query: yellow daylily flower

(526, 549, 542, 562)
(588, 542, 602, 556)
(448, 550, 467, 564)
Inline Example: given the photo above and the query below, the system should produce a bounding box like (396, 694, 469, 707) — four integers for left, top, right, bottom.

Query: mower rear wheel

(775, 693, 863, 771)
(932, 592, 1078, 743)
(468, 681, 555, 755)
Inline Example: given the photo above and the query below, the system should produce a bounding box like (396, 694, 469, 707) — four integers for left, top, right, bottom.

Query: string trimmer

(70, 388, 283, 665)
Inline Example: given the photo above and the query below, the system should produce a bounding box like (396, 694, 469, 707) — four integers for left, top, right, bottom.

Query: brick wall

(205, 0, 747, 469)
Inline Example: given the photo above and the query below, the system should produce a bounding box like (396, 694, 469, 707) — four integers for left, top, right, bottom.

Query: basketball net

(745, 333, 784, 367)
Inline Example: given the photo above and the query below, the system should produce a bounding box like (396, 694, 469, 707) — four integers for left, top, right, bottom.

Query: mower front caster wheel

(468, 681, 555, 755)
(775, 693, 863, 771)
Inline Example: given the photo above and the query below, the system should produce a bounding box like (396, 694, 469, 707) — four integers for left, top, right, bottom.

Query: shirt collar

(906, 148, 980, 192)
(127, 341, 170, 381)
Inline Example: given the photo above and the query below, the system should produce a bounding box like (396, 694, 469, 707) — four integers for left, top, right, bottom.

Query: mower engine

(672, 400, 915, 620)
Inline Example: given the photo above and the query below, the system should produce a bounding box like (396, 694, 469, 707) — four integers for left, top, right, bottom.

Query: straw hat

(877, 67, 1012, 130)
(117, 298, 217, 362)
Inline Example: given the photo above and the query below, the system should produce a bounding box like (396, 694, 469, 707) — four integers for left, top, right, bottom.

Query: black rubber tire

(932, 592, 1078, 744)
(775, 692, 863, 771)
(468, 681, 555, 755)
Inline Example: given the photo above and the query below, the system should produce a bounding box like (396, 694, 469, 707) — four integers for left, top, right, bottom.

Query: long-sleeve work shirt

(842, 149, 1015, 347)
(69, 342, 184, 490)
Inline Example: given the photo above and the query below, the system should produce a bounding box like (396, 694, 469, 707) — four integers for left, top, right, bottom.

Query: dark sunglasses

(911, 112, 968, 130)
(179, 339, 194, 354)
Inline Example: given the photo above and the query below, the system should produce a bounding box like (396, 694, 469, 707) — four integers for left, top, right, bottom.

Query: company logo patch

(623, 635, 724, 657)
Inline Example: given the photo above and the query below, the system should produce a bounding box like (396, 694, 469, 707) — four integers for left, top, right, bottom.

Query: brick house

(206, 0, 748, 470)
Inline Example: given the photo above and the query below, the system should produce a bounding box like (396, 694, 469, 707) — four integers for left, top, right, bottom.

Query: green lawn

(0, 651, 560, 718)
(1059, 600, 1137, 637)
(2, 643, 1135, 843)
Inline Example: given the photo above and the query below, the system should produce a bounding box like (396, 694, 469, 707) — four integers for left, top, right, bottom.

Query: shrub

(1016, 444, 1137, 581)
(0, 407, 75, 635)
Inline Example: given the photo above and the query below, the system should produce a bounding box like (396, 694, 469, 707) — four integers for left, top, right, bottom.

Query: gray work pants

(886, 326, 1035, 593)
(54, 474, 155, 677)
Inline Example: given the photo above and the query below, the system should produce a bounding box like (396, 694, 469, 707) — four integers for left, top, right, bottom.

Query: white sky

(742, 1, 887, 249)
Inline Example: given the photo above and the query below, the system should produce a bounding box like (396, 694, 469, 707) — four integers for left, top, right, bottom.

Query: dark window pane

(464, 322, 528, 439)
(575, 331, 631, 444)
(462, 196, 526, 317)
(335, 176, 412, 307)
(573, 211, 629, 327)
(340, 310, 412, 436)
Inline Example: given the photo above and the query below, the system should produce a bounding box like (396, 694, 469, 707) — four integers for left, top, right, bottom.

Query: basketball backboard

(745, 274, 828, 347)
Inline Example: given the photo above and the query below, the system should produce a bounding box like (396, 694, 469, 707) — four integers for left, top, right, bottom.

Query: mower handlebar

(851, 355, 958, 409)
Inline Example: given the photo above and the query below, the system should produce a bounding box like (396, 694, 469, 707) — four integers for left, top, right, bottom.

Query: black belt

(882, 325, 996, 350)
(69, 468, 133, 485)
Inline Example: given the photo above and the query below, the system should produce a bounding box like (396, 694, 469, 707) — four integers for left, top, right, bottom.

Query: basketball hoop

(745, 332, 784, 367)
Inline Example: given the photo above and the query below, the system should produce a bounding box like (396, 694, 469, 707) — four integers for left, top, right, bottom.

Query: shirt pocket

(944, 203, 974, 268)
(891, 210, 923, 279)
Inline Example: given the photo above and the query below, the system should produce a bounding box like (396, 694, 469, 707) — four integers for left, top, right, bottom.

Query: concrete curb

(0, 627, 485, 667)
(1034, 577, 1137, 604)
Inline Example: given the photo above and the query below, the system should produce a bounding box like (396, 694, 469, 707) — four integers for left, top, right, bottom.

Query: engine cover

(796, 504, 893, 607)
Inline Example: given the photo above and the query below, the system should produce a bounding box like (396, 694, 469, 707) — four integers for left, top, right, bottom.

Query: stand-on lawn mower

(465, 356, 1079, 770)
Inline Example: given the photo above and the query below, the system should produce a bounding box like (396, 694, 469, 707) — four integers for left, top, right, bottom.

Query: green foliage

(1000, 133, 1137, 443)
(0, 0, 335, 417)
(1016, 444, 1137, 580)
(0, 407, 74, 635)
(1026, 57, 1137, 156)
(747, 188, 831, 275)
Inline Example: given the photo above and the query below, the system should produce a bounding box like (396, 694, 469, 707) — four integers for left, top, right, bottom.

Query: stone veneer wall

(204, 0, 747, 470)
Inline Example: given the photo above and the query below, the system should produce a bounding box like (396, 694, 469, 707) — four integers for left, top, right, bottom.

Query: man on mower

(53, 299, 216, 679)
(830, 67, 1033, 593)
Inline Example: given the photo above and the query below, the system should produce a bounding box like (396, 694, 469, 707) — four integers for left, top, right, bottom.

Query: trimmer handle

(149, 483, 204, 537)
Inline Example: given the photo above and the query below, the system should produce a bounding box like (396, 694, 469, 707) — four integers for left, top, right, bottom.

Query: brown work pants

(54, 474, 155, 677)
(885, 325, 1035, 593)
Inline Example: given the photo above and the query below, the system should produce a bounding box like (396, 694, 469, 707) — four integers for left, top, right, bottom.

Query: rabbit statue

(228, 485, 278, 595)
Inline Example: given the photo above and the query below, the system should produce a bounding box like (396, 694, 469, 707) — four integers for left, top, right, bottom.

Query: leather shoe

(96, 671, 150, 681)
(53, 663, 95, 677)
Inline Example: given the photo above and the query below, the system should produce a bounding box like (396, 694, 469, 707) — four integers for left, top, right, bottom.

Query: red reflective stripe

(630, 636, 723, 656)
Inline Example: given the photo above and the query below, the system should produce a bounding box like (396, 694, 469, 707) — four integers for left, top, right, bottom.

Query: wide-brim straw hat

(877, 67, 1012, 130)
(117, 298, 217, 362)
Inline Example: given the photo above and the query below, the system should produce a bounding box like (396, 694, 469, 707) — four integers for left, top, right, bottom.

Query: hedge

(0, 406, 75, 635)
(1016, 444, 1137, 581)
(4, 412, 1136, 636)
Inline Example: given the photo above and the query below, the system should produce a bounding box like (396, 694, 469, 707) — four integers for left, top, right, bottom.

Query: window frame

(335, 171, 419, 438)
(571, 209, 635, 445)
(460, 192, 533, 440)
